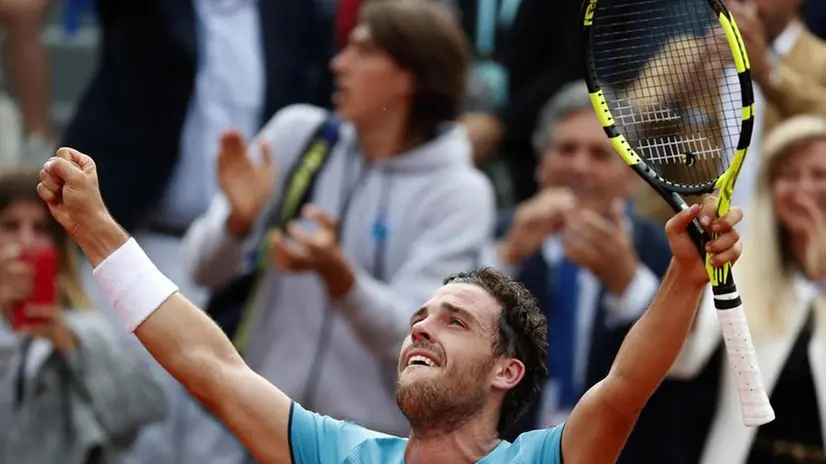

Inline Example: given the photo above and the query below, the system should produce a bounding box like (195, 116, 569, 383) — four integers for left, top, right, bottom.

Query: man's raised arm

(561, 195, 743, 464)
(37, 148, 294, 464)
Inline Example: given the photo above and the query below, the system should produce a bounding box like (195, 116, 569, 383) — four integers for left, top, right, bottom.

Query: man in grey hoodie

(179, 0, 495, 460)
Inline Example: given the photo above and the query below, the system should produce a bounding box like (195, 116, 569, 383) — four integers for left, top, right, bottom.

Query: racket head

(582, 0, 755, 202)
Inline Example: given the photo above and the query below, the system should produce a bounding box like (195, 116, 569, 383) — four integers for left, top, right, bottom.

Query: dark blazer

(464, 0, 585, 203)
(61, 0, 334, 232)
(495, 209, 716, 463)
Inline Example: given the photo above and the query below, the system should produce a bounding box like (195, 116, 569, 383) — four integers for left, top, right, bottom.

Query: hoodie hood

(364, 123, 473, 173)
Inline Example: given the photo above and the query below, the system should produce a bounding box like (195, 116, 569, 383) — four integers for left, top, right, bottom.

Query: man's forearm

(75, 219, 244, 398)
(84, 226, 293, 463)
(43, 150, 295, 463)
(606, 261, 705, 414)
(135, 293, 247, 398)
(74, 214, 131, 268)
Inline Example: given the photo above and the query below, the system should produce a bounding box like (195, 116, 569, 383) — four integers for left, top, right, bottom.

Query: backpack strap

(263, 114, 342, 231)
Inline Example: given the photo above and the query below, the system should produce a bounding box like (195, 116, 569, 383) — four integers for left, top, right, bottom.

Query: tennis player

(36, 147, 743, 463)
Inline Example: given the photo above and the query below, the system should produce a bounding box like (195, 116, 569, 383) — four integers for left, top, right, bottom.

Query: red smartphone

(10, 246, 58, 330)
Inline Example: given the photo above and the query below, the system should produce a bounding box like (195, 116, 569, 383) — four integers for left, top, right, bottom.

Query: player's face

(772, 139, 826, 236)
(330, 25, 413, 125)
(536, 109, 634, 215)
(396, 283, 501, 430)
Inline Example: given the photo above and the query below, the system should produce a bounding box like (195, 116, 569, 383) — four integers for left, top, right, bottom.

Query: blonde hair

(736, 115, 826, 339)
(58, 239, 91, 310)
(0, 168, 91, 310)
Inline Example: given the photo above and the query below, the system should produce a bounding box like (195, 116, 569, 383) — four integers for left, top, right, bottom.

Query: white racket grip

(713, 294, 775, 427)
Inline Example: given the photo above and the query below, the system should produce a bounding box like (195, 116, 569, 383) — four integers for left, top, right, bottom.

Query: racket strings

(590, 0, 742, 188)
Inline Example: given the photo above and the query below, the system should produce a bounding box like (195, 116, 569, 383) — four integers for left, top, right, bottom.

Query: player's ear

(492, 358, 525, 392)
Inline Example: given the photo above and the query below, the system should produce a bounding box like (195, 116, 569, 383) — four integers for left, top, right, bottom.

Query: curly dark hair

(443, 267, 548, 435)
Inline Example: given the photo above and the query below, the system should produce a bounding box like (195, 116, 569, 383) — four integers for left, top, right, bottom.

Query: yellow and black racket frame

(581, 0, 755, 286)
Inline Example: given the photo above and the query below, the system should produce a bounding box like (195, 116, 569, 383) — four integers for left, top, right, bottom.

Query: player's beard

(396, 355, 494, 435)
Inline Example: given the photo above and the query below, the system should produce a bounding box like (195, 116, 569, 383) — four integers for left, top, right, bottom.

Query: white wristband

(92, 238, 179, 332)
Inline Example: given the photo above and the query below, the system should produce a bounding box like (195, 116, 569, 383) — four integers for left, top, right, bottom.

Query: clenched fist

(37, 148, 128, 266)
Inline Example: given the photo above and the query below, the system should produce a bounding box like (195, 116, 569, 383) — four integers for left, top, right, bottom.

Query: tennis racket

(582, 0, 774, 427)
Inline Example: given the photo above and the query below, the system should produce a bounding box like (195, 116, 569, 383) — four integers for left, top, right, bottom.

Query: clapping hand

(269, 205, 355, 298)
(218, 130, 276, 238)
(787, 193, 826, 282)
(562, 199, 639, 295)
(499, 188, 576, 266)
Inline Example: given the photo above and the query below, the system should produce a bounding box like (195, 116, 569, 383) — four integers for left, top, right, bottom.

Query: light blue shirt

(289, 402, 564, 463)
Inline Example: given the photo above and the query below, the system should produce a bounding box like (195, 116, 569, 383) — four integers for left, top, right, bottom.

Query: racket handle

(712, 283, 775, 427)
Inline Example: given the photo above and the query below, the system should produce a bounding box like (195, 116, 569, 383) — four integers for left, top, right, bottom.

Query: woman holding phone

(0, 168, 167, 463)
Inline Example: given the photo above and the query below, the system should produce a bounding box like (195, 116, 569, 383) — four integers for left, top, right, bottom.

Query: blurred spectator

(459, 0, 695, 206)
(64, 0, 334, 304)
(670, 115, 826, 464)
(0, 0, 54, 162)
(632, 0, 826, 231)
(0, 169, 167, 463)
(460, 0, 585, 204)
(181, 0, 493, 461)
(728, 0, 826, 218)
(459, 0, 513, 114)
(60, 0, 335, 462)
(620, 27, 733, 230)
(337, 0, 458, 50)
(482, 80, 688, 462)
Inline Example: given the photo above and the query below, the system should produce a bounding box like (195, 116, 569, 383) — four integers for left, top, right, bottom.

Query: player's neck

(404, 417, 501, 464)
(355, 105, 421, 162)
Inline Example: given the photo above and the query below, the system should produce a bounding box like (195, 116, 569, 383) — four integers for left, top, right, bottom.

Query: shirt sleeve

(546, 423, 566, 463)
(288, 401, 385, 464)
(510, 423, 566, 463)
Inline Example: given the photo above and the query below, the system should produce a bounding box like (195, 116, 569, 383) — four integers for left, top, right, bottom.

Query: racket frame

(582, 0, 775, 427)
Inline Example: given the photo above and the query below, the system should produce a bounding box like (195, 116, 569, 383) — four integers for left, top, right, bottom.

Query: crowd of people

(0, 0, 824, 463)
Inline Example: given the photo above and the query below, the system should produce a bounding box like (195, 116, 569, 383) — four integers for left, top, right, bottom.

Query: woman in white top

(670, 114, 826, 464)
